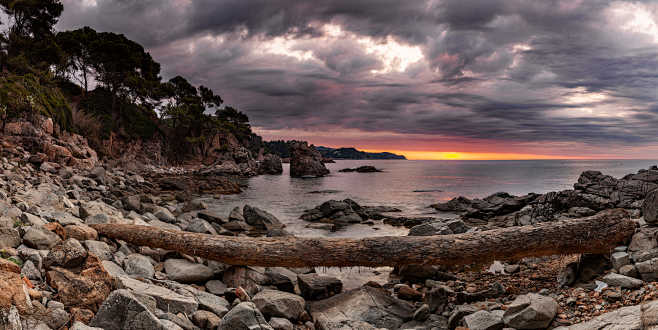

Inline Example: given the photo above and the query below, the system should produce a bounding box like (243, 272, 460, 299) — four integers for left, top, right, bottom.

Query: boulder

(44, 238, 88, 269)
(191, 310, 221, 329)
(46, 254, 114, 310)
(310, 286, 414, 329)
(194, 290, 230, 317)
(464, 310, 504, 330)
(91, 289, 167, 330)
(84, 240, 113, 261)
(260, 154, 283, 175)
(298, 273, 343, 300)
(164, 259, 214, 283)
(643, 189, 658, 223)
(269, 317, 294, 330)
(556, 299, 658, 329)
(123, 254, 155, 279)
(502, 293, 558, 329)
(218, 302, 273, 330)
(253, 289, 306, 320)
(197, 210, 227, 225)
(243, 205, 284, 230)
(601, 273, 643, 289)
(0, 228, 21, 248)
(289, 142, 329, 178)
(228, 207, 245, 222)
(23, 226, 62, 250)
(116, 276, 198, 314)
(0, 270, 32, 314)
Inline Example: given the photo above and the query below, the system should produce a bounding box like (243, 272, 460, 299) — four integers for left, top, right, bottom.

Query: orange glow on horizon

(361, 150, 597, 160)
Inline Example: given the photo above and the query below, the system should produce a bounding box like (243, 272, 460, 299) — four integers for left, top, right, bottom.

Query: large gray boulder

(91, 289, 168, 330)
(23, 226, 62, 250)
(218, 302, 273, 330)
(252, 289, 306, 320)
(310, 286, 414, 329)
(164, 259, 214, 283)
(116, 276, 198, 314)
(503, 293, 558, 329)
(243, 205, 284, 231)
(289, 142, 329, 178)
(601, 273, 643, 289)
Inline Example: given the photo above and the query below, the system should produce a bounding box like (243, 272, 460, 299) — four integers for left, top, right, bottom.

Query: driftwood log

(90, 209, 635, 268)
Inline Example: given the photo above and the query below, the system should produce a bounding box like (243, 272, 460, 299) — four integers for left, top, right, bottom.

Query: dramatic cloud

(57, 0, 658, 158)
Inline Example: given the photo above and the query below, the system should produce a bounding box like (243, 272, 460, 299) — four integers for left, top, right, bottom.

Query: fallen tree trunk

(90, 209, 635, 268)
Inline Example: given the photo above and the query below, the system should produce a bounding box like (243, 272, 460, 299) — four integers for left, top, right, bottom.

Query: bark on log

(90, 209, 635, 268)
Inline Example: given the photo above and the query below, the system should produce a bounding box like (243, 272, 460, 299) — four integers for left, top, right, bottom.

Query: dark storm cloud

(57, 0, 658, 149)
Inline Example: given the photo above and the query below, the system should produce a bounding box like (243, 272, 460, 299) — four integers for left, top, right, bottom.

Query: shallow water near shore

(205, 159, 658, 238)
(205, 159, 657, 289)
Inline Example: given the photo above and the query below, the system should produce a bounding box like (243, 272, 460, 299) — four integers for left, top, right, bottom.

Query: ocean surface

(203, 159, 658, 288)
(204, 159, 658, 238)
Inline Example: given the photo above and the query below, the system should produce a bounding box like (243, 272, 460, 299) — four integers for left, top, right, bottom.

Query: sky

(56, 0, 658, 160)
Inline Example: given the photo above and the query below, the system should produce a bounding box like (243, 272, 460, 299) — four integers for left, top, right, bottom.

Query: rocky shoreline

(2, 127, 658, 329)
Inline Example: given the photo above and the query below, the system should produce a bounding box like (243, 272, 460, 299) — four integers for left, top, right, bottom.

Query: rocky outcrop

(289, 142, 329, 178)
(300, 199, 401, 229)
(338, 165, 382, 173)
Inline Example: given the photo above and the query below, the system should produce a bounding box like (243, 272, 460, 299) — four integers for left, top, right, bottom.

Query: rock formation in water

(289, 141, 330, 178)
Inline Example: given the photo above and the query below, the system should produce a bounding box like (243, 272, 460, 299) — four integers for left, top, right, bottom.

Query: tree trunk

(89, 209, 635, 268)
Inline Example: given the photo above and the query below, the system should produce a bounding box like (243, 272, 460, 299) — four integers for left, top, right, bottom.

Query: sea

(202, 159, 658, 287)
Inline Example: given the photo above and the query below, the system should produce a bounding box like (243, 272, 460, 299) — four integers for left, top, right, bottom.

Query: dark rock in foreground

(300, 198, 401, 229)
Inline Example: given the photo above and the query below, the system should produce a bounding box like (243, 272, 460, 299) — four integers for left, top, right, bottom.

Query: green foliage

(6, 257, 22, 267)
(79, 87, 159, 139)
(0, 73, 72, 130)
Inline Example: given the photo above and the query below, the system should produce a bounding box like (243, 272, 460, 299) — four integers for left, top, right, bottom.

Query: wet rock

(197, 210, 227, 225)
(252, 289, 306, 320)
(289, 141, 329, 178)
(164, 259, 214, 283)
(339, 166, 382, 173)
(297, 273, 343, 300)
(242, 205, 284, 231)
(502, 293, 558, 329)
(218, 302, 273, 330)
(310, 286, 414, 329)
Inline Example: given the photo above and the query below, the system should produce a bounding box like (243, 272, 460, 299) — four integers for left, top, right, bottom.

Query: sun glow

(362, 150, 589, 160)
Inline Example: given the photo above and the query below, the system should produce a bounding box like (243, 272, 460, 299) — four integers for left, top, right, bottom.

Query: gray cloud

(57, 0, 658, 153)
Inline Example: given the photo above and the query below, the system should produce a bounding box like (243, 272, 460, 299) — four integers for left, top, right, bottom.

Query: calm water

(204, 159, 658, 238)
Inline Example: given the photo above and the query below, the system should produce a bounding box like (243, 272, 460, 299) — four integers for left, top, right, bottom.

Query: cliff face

(1, 116, 98, 169)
